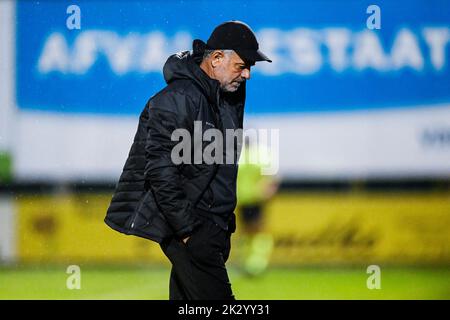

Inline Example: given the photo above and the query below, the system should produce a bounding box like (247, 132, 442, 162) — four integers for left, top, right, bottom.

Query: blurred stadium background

(0, 0, 449, 299)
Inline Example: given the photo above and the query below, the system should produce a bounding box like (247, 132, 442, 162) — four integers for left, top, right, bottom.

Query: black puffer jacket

(104, 48, 246, 243)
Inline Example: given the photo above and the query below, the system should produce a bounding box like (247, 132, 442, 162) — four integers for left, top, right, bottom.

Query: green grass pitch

(1, 266, 449, 299)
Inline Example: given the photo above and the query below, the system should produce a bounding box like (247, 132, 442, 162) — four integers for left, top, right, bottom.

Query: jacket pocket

(128, 191, 151, 230)
(128, 191, 174, 241)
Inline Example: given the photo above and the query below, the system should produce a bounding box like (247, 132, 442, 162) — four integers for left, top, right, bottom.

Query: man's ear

(211, 50, 224, 68)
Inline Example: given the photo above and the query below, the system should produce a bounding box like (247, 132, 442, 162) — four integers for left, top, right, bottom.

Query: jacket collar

(188, 53, 222, 107)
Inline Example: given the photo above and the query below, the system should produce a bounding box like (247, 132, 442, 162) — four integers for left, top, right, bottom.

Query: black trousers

(160, 215, 235, 300)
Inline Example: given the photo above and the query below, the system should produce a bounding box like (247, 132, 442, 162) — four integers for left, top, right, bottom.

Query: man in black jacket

(105, 21, 271, 300)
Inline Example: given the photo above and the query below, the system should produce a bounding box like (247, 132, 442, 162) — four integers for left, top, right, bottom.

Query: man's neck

(199, 61, 216, 80)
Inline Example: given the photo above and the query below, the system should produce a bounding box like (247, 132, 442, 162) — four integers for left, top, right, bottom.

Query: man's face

(212, 51, 252, 92)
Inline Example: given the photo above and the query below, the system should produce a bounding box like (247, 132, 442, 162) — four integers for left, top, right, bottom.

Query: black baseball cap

(193, 20, 272, 65)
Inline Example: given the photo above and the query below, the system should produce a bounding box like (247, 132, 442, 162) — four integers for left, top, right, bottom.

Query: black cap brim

(235, 48, 272, 64)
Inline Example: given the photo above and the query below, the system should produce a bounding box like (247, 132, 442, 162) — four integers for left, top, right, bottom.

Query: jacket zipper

(208, 185, 215, 208)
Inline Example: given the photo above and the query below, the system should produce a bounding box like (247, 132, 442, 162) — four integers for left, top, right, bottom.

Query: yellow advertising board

(17, 193, 168, 265)
(16, 192, 450, 266)
(258, 192, 450, 265)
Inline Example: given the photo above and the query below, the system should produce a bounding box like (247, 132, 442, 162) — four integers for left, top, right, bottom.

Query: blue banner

(16, 0, 450, 115)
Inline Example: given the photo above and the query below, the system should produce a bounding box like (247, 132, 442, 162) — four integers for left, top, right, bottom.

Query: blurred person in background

(237, 137, 279, 276)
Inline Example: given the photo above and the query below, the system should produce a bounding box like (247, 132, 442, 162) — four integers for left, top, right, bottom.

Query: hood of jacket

(162, 46, 246, 114)
(163, 50, 219, 105)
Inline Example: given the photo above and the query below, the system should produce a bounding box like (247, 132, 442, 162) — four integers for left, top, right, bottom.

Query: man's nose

(241, 68, 251, 80)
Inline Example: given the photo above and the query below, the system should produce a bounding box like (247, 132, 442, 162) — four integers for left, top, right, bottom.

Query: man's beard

(221, 80, 244, 93)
